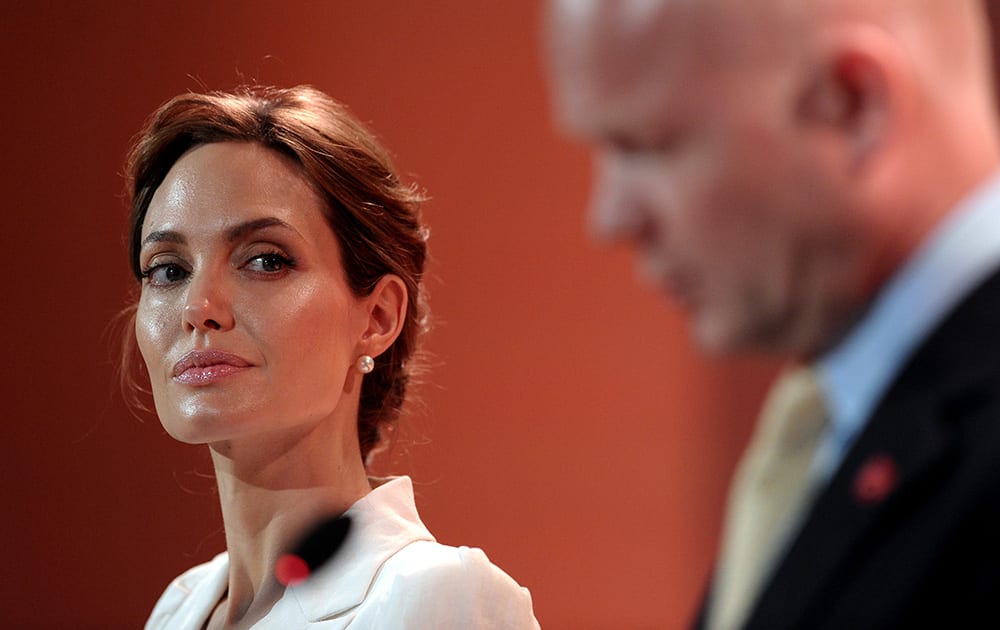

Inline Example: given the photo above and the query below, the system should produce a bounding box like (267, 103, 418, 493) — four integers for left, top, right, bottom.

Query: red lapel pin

(853, 453, 898, 504)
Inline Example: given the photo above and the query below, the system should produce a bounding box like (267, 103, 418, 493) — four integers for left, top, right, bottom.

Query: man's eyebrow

(140, 217, 301, 250)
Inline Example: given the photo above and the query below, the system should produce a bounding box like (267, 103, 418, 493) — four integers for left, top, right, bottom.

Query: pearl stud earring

(356, 355, 374, 374)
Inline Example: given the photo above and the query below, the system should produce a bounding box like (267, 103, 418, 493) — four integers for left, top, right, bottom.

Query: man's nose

(588, 153, 649, 244)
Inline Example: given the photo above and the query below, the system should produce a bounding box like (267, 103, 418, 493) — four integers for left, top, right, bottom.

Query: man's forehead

(551, 0, 695, 61)
(550, 0, 803, 69)
(553, 0, 682, 30)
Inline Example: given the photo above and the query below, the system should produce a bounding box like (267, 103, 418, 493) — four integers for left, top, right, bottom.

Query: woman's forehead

(143, 142, 328, 239)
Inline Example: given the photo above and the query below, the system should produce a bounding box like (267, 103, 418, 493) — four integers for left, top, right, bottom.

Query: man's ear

(797, 25, 904, 167)
(359, 274, 408, 358)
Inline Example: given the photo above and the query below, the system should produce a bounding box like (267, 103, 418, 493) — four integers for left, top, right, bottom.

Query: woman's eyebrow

(141, 230, 185, 249)
(225, 217, 301, 242)
(140, 217, 302, 251)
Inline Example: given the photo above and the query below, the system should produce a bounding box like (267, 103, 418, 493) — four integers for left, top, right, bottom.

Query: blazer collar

(278, 475, 436, 623)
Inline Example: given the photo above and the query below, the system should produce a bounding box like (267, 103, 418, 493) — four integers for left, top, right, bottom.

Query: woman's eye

(142, 263, 189, 286)
(246, 253, 294, 274)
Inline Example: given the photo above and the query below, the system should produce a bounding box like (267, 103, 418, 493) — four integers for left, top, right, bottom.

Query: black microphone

(275, 515, 352, 586)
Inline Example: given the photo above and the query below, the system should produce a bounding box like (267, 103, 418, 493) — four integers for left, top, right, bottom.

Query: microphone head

(275, 514, 352, 587)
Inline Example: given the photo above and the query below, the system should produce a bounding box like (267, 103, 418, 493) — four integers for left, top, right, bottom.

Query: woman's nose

(183, 273, 235, 332)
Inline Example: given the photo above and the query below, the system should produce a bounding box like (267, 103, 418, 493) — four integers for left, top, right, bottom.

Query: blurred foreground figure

(547, 1, 1000, 628)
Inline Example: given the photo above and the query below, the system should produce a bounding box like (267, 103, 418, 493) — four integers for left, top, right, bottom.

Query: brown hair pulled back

(125, 85, 428, 461)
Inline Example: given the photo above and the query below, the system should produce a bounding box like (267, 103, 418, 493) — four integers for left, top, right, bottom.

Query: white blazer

(145, 477, 540, 629)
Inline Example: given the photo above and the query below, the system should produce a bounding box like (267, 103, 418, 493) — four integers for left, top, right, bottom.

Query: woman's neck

(206, 421, 371, 628)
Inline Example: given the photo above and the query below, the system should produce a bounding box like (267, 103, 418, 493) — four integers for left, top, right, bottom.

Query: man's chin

(691, 319, 737, 356)
(691, 313, 762, 356)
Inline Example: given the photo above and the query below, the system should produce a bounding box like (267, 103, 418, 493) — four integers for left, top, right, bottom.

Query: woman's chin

(158, 411, 251, 446)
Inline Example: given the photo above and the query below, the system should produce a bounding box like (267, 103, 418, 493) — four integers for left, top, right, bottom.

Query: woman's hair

(124, 85, 428, 461)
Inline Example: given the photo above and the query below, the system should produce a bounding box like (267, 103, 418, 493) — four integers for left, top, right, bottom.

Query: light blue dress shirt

(813, 172, 1000, 484)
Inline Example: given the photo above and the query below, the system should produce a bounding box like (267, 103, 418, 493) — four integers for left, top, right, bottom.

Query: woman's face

(135, 141, 370, 447)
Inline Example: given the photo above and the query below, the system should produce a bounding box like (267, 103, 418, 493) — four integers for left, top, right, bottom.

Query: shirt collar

(816, 171, 1000, 456)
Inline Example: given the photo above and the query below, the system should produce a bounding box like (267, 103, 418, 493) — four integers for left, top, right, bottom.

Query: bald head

(547, 0, 994, 133)
(545, 0, 1000, 356)
(546, 0, 807, 136)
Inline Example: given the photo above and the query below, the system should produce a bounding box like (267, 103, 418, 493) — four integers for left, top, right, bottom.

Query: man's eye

(611, 130, 682, 156)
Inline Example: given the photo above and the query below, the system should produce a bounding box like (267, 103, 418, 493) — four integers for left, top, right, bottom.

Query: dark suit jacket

(696, 267, 1000, 629)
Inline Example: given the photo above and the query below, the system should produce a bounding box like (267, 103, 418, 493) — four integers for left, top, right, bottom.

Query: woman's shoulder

(382, 539, 520, 583)
(144, 552, 229, 630)
(355, 540, 540, 629)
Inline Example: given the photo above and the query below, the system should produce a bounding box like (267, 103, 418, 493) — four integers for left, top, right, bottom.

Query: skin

(547, 0, 1000, 358)
(136, 141, 407, 628)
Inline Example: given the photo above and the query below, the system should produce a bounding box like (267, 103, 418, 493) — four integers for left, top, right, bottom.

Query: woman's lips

(172, 350, 252, 386)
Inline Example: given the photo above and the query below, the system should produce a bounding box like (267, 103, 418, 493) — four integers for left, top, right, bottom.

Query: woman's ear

(359, 274, 408, 358)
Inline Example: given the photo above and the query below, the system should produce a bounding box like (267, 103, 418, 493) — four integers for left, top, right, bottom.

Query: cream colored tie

(708, 367, 828, 630)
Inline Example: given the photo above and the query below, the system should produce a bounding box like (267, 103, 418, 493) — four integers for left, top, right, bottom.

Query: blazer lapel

(745, 388, 954, 629)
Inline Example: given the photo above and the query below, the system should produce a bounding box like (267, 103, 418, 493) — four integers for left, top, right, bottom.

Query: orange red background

(3, 3, 776, 628)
